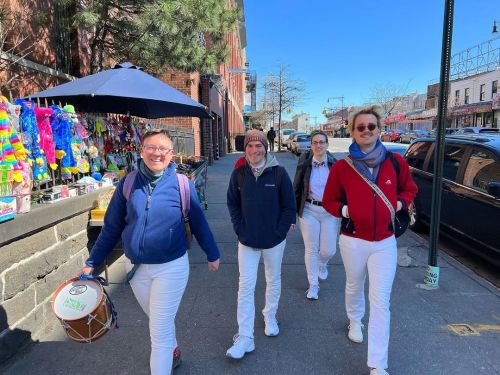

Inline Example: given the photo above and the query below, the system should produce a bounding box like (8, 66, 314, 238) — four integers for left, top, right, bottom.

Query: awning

(450, 101, 492, 115)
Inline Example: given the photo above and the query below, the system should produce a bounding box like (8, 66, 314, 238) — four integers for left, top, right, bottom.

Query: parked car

(380, 129, 404, 142)
(290, 134, 311, 155)
(429, 127, 460, 137)
(284, 131, 307, 150)
(400, 130, 429, 144)
(454, 127, 499, 135)
(278, 128, 295, 146)
(404, 134, 500, 266)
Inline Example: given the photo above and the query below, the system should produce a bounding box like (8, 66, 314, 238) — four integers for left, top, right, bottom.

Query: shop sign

(384, 113, 406, 124)
(451, 101, 492, 115)
(492, 94, 500, 110)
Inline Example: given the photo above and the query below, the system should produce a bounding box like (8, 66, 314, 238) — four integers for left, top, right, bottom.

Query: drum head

(53, 279, 103, 320)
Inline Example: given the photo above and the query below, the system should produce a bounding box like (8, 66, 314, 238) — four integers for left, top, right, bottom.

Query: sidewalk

(2, 152, 499, 375)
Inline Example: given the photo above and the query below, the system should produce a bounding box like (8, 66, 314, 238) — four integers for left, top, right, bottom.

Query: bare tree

(247, 109, 270, 129)
(367, 81, 411, 117)
(262, 64, 305, 150)
(0, 3, 39, 95)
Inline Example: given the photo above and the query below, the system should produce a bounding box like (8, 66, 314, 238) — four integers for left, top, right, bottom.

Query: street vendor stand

(25, 61, 212, 275)
(174, 155, 208, 209)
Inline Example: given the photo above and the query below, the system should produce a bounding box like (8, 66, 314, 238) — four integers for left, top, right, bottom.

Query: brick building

(1, 0, 247, 163)
(163, 0, 247, 162)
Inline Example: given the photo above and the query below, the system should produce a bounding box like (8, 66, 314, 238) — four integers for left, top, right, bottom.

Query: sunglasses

(355, 123, 377, 132)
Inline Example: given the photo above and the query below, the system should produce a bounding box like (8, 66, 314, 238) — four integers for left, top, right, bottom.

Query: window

(480, 84, 486, 101)
(463, 149, 500, 193)
(454, 90, 460, 105)
(427, 145, 465, 182)
(493, 80, 498, 98)
(406, 141, 431, 171)
(464, 88, 470, 104)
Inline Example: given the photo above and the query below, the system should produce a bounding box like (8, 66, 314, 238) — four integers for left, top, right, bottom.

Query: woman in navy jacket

(82, 129, 220, 374)
(226, 129, 296, 360)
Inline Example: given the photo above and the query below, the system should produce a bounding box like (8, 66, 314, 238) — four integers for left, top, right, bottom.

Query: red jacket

(323, 153, 417, 241)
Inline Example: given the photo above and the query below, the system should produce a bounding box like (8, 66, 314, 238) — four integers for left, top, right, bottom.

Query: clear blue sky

(244, 0, 499, 123)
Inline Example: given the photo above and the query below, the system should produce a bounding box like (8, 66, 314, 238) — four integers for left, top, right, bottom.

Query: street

(2, 151, 498, 375)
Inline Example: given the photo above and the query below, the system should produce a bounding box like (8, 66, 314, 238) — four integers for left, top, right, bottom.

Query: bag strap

(344, 157, 396, 224)
(386, 151, 400, 178)
(123, 170, 138, 201)
(176, 173, 192, 249)
(176, 173, 190, 219)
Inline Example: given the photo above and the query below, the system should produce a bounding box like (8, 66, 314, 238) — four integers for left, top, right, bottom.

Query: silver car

(290, 134, 311, 155)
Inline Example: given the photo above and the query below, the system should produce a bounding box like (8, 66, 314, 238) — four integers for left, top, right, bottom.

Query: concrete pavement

(1, 151, 499, 375)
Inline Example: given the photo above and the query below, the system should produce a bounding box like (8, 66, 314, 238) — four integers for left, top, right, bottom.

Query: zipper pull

(146, 194, 151, 209)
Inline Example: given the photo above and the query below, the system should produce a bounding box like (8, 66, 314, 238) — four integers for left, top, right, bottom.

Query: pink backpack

(122, 170, 192, 247)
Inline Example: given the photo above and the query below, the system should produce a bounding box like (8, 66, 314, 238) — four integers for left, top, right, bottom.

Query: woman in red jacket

(323, 106, 417, 375)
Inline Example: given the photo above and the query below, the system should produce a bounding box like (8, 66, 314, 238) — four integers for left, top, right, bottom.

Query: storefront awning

(450, 101, 492, 115)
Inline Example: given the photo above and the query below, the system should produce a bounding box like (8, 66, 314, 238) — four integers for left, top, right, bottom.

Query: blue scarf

(348, 139, 386, 182)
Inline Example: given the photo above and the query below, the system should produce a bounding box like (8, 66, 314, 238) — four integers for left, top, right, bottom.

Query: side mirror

(487, 182, 500, 198)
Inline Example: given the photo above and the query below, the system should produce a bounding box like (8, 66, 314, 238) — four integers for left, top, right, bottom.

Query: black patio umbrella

(28, 62, 211, 119)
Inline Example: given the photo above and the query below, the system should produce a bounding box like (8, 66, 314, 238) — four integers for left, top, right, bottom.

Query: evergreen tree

(64, 0, 239, 74)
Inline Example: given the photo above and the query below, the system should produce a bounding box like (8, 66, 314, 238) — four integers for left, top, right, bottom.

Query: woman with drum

(293, 130, 340, 300)
(82, 129, 220, 375)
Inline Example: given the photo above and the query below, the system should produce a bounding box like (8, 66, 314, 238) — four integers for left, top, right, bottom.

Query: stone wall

(0, 188, 112, 364)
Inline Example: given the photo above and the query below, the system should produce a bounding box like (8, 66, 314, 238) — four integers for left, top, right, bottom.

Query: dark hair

(310, 130, 328, 143)
(142, 129, 172, 143)
(348, 105, 382, 133)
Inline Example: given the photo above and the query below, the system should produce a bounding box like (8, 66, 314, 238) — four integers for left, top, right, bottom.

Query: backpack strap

(176, 173, 192, 249)
(176, 173, 191, 218)
(123, 170, 138, 201)
(386, 151, 400, 178)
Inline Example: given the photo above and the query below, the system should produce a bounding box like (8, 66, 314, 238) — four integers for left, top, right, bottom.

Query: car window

(297, 135, 310, 142)
(463, 149, 500, 193)
(428, 145, 465, 182)
(405, 141, 431, 170)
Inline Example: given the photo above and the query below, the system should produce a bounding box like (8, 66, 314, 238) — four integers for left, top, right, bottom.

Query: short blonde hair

(348, 105, 382, 133)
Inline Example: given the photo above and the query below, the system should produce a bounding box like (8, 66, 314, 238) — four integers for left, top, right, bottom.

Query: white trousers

(126, 253, 189, 375)
(339, 235, 397, 370)
(298, 202, 340, 287)
(237, 240, 286, 338)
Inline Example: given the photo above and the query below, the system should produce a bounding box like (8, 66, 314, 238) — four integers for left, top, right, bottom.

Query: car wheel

(408, 201, 424, 232)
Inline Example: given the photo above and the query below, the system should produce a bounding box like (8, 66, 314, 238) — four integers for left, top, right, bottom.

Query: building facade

(448, 69, 499, 128)
(291, 112, 310, 133)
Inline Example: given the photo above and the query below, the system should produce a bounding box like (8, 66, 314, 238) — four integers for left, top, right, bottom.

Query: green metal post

(424, 0, 454, 287)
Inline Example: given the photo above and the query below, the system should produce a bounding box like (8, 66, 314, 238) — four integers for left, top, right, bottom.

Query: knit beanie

(244, 129, 268, 151)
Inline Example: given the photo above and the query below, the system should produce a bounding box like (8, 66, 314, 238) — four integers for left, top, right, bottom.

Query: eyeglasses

(142, 145, 173, 154)
(355, 123, 377, 132)
(312, 140, 327, 145)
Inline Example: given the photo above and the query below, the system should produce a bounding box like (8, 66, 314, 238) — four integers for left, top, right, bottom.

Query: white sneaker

(370, 368, 389, 375)
(347, 321, 364, 343)
(306, 285, 319, 300)
(264, 316, 279, 337)
(318, 264, 328, 281)
(226, 335, 255, 359)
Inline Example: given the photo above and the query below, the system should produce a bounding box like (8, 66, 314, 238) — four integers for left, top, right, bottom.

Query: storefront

(406, 109, 436, 131)
(384, 113, 407, 131)
(450, 101, 493, 128)
(492, 94, 500, 128)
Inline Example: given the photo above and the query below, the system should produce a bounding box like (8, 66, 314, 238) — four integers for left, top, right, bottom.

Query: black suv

(405, 134, 500, 266)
